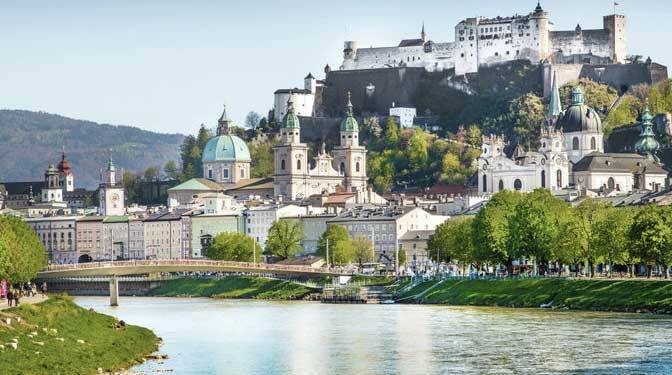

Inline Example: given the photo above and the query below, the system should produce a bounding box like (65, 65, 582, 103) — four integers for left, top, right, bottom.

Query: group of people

(2, 281, 47, 307)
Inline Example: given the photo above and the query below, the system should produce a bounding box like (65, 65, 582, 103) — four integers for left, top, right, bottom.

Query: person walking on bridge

(6, 289, 14, 307)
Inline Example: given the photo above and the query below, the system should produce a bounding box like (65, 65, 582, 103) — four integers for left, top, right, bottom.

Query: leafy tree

(397, 247, 407, 267)
(164, 160, 179, 180)
(556, 209, 589, 276)
(383, 116, 400, 147)
(249, 137, 277, 178)
(144, 166, 160, 182)
(196, 124, 212, 152)
(428, 217, 474, 268)
(266, 220, 303, 259)
(472, 190, 523, 275)
(245, 111, 261, 129)
(352, 236, 373, 268)
(509, 93, 545, 147)
(629, 205, 670, 278)
(180, 135, 198, 180)
(559, 78, 618, 112)
(0, 215, 48, 282)
(206, 232, 260, 262)
(604, 95, 640, 133)
(593, 205, 634, 277)
(317, 225, 354, 265)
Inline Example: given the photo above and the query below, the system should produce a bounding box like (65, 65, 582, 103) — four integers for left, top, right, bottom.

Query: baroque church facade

(478, 74, 668, 196)
(273, 93, 367, 200)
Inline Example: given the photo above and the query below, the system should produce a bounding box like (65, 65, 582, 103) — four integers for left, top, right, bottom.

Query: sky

(1, 0, 670, 135)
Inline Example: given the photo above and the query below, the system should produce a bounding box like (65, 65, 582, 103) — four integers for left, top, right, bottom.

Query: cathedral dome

(556, 87, 602, 133)
(202, 134, 251, 163)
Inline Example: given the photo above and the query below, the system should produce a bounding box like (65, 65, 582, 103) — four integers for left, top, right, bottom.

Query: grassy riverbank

(396, 278, 672, 314)
(149, 277, 318, 300)
(0, 295, 159, 375)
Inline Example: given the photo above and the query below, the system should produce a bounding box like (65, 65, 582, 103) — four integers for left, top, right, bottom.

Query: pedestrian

(6, 289, 13, 307)
(31, 283, 37, 297)
(41, 282, 47, 295)
(14, 289, 20, 306)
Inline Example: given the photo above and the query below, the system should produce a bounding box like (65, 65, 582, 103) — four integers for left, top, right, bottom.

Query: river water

(75, 297, 672, 375)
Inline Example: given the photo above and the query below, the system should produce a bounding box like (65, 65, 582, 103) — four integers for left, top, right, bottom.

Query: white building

(340, 4, 625, 75)
(26, 216, 79, 264)
(244, 204, 307, 248)
(389, 106, 417, 128)
(202, 106, 251, 186)
(99, 156, 125, 216)
(273, 73, 321, 122)
(273, 93, 367, 200)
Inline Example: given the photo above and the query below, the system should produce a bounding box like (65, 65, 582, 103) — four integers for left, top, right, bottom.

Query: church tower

(57, 147, 74, 192)
(333, 92, 367, 192)
(99, 155, 125, 216)
(273, 97, 309, 200)
(42, 164, 63, 203)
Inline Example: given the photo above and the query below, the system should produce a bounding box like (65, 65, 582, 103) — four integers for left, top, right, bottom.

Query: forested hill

(0, 110, 184, 189)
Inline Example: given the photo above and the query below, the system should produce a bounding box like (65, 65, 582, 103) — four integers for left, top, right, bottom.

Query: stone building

(75, 216, 105, 262)
(202, 105, 251, 186)
(25, 216, 78, 264)
(340, 3, 625, 75)
(128, 218, 145, 260)
(273, 73, 323, 122)
(273, 94, 367, 200)
(99, 156, 125, 216)
(243, 204, 307, 248)
(143, 210, 184, 260)
(103, 216, 129, 261)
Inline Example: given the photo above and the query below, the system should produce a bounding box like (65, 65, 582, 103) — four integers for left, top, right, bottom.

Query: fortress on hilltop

(340, 2, 625, 76)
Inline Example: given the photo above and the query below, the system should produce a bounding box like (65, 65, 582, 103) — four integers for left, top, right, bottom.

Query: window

(281, 159, 286, 170)
(222, 168, 229, 178)
(541, 170, 546, 188)
(608, 177, 615, 189)
(556, 170, 562, 187)
(498, 180, 504, 191)
(297, 159, 301, 170)
(240, 168, 245, 178)
(482, 174, 487, 192)
(208, 169, 213, 179)
(590, 137, 596, 150)
(514, 179, 522, 191)
(572, 137, 579, 150)
(356, 162, 360, 172)
(340, 162, 346, 175)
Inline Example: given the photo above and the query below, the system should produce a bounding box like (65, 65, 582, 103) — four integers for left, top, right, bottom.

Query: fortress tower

(604, 14, 627, 64)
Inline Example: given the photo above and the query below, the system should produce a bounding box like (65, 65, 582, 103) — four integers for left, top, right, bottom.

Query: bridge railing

(43, 259, 350, 275)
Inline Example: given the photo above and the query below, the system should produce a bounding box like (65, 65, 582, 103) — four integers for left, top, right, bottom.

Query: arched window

(572, 137, 579, 150)
(556, 169, 562, 188)
(208, 169, 213, 179)
(482, 174, 487, 192)
(590, 136, 596, 150)
(297, 159, 301, 170)
(608, 177, 615, 189)
(541, 170, 546, 188)
(498, 179, 504, 191)
(240, 168, 245, 178)
(281, 160, 286, 170)
(356, 162, 360, 172)
(340, 162, 346, 175)
(514, 179, 522, 191)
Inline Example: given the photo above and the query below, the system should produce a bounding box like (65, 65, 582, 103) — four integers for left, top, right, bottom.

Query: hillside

(0, 110, 184, 189)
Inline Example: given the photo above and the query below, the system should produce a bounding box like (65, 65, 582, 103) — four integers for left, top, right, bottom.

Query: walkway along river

(75, 297, 672, 375)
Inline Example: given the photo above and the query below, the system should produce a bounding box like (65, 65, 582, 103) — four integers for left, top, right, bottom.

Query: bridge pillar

(109, 275, 119, 307)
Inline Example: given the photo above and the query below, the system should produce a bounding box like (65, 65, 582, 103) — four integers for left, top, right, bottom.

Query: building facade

(244, 204, 307, 248)
(143, 211, 183, 260)
(26, 216, 78, 264)
(340, 4, 625, 75)
(99, 156, 125, 216)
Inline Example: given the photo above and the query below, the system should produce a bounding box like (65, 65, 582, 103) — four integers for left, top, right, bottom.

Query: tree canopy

(205, 232, 260, 263)
(0, 215, 47, 282)
(265, 220, 303, 259)
(317, 225, 354, 265)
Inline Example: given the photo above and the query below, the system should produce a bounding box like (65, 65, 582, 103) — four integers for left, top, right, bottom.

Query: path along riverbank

(0, 295, 159, 375)
(394, 278, 672, 314)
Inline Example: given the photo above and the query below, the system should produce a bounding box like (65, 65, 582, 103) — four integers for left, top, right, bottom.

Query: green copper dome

(556, 86, 602, 133)
(202, 134, 251, 163)
(282, 97, 300, 129)
(634, 107, 660, 159)
(340, 92, 359, 132)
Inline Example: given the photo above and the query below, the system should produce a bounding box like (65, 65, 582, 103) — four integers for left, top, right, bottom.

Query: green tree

(266, 220, 303, 259)
(144, 166, 159, 182)
(317, 225, 354, 265)
(509, 93, 545, 147)
(384, 116, 400, 147)
(629, 205, 670, 278)
(397, 247, 407, 267)
(249, 137, 277, 178)
(352, 236, 373, 268)
(164, 160, 179, 180)
(428, 217, 474, 269)
(245, 111, 261, 129)
(205, 232, 260, 262)
(593, 206, 634, 277)
(559, 78, 618, 112)
(472, 190, 523, 275)
(0, 215, 48, 282)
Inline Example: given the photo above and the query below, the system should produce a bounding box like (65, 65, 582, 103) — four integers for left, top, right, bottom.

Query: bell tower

(99, 154, 125, 216)
(273, 97, 309, 200)
(333, 92, 367, 192)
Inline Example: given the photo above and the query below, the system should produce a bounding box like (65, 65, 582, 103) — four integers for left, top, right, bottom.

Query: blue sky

(1, 0, 669, 135)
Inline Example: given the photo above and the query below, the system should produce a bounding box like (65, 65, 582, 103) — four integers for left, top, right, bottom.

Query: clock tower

(99, 155, 125, 216)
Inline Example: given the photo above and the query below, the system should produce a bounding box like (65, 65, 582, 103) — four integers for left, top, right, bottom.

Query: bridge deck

(37, 260, 351, 279)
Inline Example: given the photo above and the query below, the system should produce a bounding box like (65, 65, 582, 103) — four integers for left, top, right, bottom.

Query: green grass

(149, 277, 318, 300)
(398, 279, 672, 313)
(0, 295, 159, 375)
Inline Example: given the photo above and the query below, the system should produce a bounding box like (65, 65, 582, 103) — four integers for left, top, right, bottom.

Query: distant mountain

(0, 110, 185, 189)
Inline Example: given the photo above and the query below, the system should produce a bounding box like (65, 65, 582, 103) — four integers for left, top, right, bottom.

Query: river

(75, 297, 672, 375)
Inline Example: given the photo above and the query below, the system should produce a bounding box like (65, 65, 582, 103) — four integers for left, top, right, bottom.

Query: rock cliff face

(0, 110, 184, 189)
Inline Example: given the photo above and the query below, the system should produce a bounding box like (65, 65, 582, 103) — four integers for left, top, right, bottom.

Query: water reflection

(75, 297, 672, 375)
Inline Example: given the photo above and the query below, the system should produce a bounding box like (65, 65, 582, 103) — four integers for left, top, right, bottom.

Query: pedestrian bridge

(37, 260, 352, 306)
(37, 259, 349, 279)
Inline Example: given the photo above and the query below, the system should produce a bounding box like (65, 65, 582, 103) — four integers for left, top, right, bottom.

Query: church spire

(634, 106, 660, 160)
(547, 72, 562, 118)
(421, 22, 426, 42)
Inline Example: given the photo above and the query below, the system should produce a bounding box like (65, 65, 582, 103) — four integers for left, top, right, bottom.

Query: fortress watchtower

(603, 14, 626, 64)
